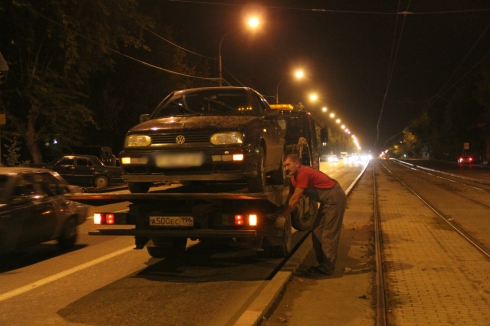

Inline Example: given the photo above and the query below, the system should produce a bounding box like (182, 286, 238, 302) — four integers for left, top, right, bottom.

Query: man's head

(283, 154, 301, 176)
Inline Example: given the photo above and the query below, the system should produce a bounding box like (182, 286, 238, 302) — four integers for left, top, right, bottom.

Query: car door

(72, 156, 94, 185)
(55, 156, 76, 184)
(13, 173, 58, 248)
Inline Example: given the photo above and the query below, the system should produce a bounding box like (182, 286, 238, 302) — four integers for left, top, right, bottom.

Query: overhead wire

(382, 17, 490, 149)
(22, 4, 220, 81)
(375, 0, 410, 147)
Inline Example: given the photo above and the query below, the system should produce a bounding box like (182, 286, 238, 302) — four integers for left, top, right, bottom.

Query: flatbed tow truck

(66, 183, 317, 258)
(67, 104, 325, 258)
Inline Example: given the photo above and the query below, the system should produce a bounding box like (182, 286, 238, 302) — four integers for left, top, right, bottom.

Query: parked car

(31, 155, 123, 188)
(119, 86, 285, 193)
(0, 167, 88, 255)
(458, 155, 474, 164)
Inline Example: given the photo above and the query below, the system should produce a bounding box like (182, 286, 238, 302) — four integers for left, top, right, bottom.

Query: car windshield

(151, 89, 256, 118)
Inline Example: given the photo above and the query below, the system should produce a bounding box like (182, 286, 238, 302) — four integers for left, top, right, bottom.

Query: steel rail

(373, 161, 387, 326)
(381, 162, 490, 260)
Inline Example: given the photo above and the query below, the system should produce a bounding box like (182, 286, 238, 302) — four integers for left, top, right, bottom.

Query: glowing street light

(275, 69, 304, 103)
(309, 93, 318, 101)
(336, 119, 341, 124)
(219, 17, 260, 86)
(248, 17, 259, 28)
(322, 107, 328, 112)
(330, 113, 335, 118)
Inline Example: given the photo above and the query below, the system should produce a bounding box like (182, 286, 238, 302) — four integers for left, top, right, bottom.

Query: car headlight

(125, 135, 151, 147)
(210, 132, 243, 145)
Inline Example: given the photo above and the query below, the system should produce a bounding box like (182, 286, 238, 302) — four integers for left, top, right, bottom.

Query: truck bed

(66, 184, 289, 207)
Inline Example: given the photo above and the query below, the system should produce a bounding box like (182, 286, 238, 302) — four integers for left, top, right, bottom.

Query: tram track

(373, 159, 490, 325)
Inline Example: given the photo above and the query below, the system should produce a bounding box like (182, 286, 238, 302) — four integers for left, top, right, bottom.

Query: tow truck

(68, 104, 327, 258)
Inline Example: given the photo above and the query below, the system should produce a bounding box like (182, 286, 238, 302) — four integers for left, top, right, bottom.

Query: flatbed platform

(66, 184, 289, 207)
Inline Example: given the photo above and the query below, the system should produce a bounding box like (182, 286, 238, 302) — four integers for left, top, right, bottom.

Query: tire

(147, 237, 187, 258)
(258, 215, 292, 258)
(247, 147, 266, 193)
(128, 182, 151, 193)
(269, 154, 286, 185)
(58, 217, 77, 250)
(94, 175, 109, 188)
(291, 195, 318, 231)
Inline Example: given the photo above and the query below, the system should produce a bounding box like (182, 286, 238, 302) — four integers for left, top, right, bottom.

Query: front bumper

(120, 147, 260, 182)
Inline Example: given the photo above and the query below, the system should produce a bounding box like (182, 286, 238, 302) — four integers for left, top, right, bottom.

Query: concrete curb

(233, 236, 313, 326)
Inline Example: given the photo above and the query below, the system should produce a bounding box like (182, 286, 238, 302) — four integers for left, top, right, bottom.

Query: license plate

(149, 216, 194, 227)
(155, 153, 204, 168)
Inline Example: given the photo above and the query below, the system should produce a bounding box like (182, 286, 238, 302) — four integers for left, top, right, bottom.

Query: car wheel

(247, 147, 266, 193)
(128, 182, 151, 193)
(270, 154, 286, 185)
(147, 237, 187, 258)
(257, 215, 292, 258)
(58, 217, 77, 250)
(279, 213, 293, 257)
(94, 175, 109, 188)
(291, 195, 318, 231)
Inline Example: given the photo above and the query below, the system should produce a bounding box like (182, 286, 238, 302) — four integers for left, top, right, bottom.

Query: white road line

(0, 246, 134, 302)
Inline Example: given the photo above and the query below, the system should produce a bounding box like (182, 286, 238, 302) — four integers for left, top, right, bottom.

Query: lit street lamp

(275, 69, 304, 104)
(219, 17, 259, 86)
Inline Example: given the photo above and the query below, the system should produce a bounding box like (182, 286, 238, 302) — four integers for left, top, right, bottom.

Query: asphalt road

(0, 159, 366, 326)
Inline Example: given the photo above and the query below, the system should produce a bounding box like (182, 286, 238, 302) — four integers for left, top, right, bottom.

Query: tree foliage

(0, 0, 154, 163)
(390, 63, 490, 160)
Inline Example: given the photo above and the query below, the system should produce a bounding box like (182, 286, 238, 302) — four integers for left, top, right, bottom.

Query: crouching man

(279, 154, 347, 277)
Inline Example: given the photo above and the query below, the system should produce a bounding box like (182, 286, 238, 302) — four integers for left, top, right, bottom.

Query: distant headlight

(210, 132, 243, 145)
(125, 135, 151, 147)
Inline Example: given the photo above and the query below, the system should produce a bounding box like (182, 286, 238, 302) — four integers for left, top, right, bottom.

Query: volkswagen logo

(176, 135, 186, 144)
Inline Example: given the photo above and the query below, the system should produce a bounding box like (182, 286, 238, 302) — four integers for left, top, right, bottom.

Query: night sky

(155, 0, 490, 152)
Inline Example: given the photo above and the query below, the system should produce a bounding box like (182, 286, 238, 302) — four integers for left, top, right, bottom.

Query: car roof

(172, 86, 253, 95)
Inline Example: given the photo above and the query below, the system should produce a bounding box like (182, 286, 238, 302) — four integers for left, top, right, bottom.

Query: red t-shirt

(291, 165, 336, 190)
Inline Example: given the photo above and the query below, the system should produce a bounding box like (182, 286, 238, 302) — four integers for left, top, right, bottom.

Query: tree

(0, 0, 154, 163)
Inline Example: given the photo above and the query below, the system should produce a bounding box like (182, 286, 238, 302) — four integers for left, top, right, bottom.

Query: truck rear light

(234, 215, 244, 225)
(105, 213, 115, 224)
(93, 212, 126, 225)
(232, 154, 244, 161)
(234, 214, 258, 226)
(94, 213, 102, 224)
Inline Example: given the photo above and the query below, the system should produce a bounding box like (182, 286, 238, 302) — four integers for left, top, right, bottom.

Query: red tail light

(234, 215, 244, 225)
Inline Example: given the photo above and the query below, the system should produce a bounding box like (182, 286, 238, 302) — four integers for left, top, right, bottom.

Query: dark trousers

(311, 183, 347, 272)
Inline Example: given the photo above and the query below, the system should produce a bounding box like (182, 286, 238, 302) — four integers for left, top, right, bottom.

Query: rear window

(151, 89, 256, 118)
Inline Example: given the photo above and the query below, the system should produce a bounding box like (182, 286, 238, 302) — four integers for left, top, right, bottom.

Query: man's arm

(282, 186, 305, 218)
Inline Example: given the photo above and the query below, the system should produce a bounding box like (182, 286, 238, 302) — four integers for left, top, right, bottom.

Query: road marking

(0, 246, 134, 302)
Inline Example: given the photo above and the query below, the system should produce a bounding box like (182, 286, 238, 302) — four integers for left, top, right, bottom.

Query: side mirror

(264, 110, 279, 119)
(140, 114, 150, 123)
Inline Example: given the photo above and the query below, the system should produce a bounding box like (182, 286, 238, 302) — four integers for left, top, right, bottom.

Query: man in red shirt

(280, 154, 347, 277)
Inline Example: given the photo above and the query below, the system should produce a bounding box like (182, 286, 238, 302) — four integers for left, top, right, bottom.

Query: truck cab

(270, 104, 328, 169)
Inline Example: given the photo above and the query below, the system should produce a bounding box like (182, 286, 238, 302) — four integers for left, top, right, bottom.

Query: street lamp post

(218, 17, 259, 86)
(218, 30, 235, 86)
(275, 70, 304, 104)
